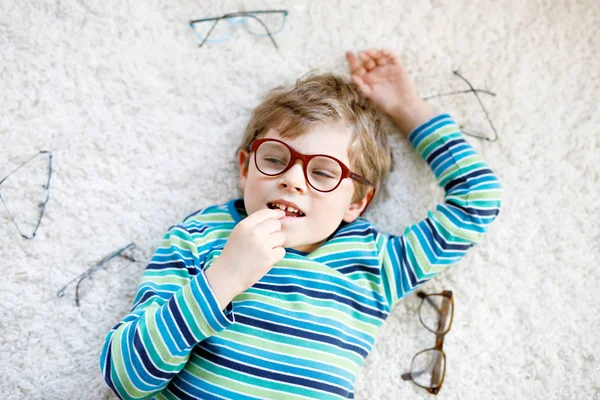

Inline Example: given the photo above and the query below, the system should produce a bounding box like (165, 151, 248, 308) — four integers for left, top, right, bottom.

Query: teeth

(270, 202, 303, 215)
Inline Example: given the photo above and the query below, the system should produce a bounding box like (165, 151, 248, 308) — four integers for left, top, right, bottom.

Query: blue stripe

(252, 282, 387, 320)
(236, 305, 371, 353)
(207, 336, 356, 383)
(444, 168, 495, 192)
(236, 314, 369, 358)
(202, 342, 353, 389)
(196, 345, 351, 397)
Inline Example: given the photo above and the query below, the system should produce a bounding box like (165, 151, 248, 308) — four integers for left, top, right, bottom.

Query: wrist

(389, 100, 438, 137)
(205, 258, 243, 309)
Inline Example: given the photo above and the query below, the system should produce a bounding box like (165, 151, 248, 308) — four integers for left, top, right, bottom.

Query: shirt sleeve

(99, 224, 235, 400)
(378, 114, 503, 308)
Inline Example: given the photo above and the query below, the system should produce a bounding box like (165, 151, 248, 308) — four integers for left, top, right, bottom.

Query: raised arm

(347, 49, 503, 305)
(379, 114, 503, 304)
(99, 224, 234, 400)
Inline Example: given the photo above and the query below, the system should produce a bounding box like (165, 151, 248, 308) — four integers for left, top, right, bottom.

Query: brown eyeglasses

(249, 138, 374, 194)
(402, 290, 454, 395)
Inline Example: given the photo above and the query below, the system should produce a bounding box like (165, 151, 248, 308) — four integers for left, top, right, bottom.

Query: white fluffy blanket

(1, 0, 598, 399)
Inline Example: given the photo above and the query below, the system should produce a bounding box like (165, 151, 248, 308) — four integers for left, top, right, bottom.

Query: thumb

(351, 74, 373, 98)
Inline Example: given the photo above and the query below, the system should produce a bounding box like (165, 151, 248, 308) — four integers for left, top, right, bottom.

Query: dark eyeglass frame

(401, 290, 454, 395)
(189, 10, 289, 50)
(249, 138, 374, 194)
(0, 150, 52, 239)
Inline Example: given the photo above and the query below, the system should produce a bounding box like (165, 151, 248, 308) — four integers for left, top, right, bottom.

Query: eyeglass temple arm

(193, 19, 220, 48)
(243, 13, 279, 49)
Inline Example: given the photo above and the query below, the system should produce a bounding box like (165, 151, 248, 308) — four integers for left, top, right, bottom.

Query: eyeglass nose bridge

(227, 16, 249, 25)
(277, 158, 310, 191)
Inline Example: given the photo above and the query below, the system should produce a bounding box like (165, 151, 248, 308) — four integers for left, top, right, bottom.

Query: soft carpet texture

(1, 0, 598, 399)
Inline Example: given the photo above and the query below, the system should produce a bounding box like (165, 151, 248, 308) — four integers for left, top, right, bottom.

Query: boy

(100, 48, 502, 399)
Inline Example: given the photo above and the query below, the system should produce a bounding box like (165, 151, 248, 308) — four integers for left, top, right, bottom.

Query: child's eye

(311, 170, 336, 179)
(264, 157, 287, 165)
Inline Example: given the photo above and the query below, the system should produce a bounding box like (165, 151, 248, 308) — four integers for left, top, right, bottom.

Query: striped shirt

(100, 114, 503, 399)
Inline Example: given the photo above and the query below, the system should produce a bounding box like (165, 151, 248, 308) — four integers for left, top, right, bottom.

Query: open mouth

(267, 202, 306, 217)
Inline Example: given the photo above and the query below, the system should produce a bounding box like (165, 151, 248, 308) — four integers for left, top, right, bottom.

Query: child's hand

(346, 49, 437, 135)
(205, 208, 286, 307)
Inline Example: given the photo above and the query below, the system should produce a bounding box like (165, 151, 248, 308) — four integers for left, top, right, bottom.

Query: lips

(267, 200, 306, 217)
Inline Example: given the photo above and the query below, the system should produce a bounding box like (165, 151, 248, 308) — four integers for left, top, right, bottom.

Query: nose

(278, 160, 307, 193)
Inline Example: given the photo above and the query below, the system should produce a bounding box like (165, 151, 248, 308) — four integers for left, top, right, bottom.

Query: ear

(238, 149, 250, 191)
(342, 188, 375, 223)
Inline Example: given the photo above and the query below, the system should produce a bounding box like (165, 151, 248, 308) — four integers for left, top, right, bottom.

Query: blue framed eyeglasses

(189, 10, 289, 50)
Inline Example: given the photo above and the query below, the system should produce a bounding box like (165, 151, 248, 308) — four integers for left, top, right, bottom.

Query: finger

(268, 231, 286, 248)
(351, 74, 372, 98)
(246, 208, 285, 225)
(382, 49, 400, 65)
(257, 218, 282, 235)
(358, 51, 371, 62)
(345, 51, 363, 75)
(354, 65, 367, 76)
(374, 51, 389, 66)
(359, 51, 378, 71)
(366, 48, 379, 58)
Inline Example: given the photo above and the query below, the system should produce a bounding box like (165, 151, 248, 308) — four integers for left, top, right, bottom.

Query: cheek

(312, 187, 353, 219)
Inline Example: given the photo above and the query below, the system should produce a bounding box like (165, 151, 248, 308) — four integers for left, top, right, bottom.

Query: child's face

(238, 122, 371, 253)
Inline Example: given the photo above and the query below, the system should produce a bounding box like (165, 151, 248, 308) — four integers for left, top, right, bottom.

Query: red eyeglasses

(249, 138, 374, 193)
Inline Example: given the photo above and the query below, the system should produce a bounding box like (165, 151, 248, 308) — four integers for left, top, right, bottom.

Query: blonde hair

(236, 72, 393, 207)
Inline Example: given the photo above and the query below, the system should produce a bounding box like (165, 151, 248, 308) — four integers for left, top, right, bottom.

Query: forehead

(263, 122, 354, 164)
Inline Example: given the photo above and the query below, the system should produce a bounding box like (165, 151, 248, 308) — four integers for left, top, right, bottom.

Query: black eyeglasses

(56, 243, 137, 307)
(189, 10, 289, 50)
(0, 150, 52, 239)
(424, 71, 498, 142)
(402, 290, 454, 395)
(249, 138, 374, 194)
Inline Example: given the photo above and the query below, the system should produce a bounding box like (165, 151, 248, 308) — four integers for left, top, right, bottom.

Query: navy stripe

(424, 219, 472, 252)
(252, 283, 387, 320)
(426, 138, 465, 163)
(337, 264, 381, 275)
(334, 225, 378, 239)
(133, 325, 174, 380)
(400, 239, 428, 288)
(103, 346, 125, 400)
(196, 345, 351, 397)
(446, 199, 500, 217)
(169, 380, 212, 400)
(186, 225, 211, 235)
(146, 261, 198, 277)
(444, 168, 494, 192)
(236, 314, 368, 358)
(168, 298, 196, 347)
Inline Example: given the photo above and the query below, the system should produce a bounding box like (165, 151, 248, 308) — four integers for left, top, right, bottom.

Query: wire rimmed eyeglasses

(424, 71, 498, 142)
(0, 150, 52, 239)
(189, 10, 289, 50)
(401, 290, 454, 395)
(249, 138, 374, 194)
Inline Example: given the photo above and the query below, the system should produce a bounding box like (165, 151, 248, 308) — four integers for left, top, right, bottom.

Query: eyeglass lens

(255, 141, 343, 191)
(419, 294, 453, 334)
(410, 349, 445, 389)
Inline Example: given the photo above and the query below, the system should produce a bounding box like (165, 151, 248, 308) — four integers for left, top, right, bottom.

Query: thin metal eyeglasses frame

(401, 290, 454, 395)
(189, 10, 289, 50)
(0, 150, 52, 239)
(249, 138, 374, 193)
